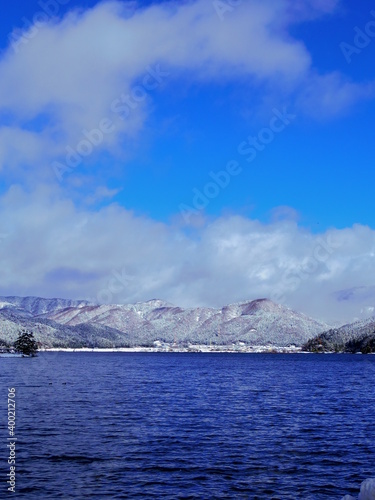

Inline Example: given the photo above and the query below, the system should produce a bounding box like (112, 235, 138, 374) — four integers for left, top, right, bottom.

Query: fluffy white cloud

(0, 1, 309, 130)
(0, 0, 371, 178)
(1, 185, 375, 324)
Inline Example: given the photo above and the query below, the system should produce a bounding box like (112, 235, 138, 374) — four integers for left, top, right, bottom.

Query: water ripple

(1, 352, 374, 499)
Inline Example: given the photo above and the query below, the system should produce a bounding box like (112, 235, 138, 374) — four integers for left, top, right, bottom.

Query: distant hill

(303, 317, 375, 353)
(0, 296, 90, 317)
(0, 296, 328, 348)
(0, 306, 132, 349)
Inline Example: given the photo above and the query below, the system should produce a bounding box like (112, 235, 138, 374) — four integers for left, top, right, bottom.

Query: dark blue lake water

(1, 352, 375, 499)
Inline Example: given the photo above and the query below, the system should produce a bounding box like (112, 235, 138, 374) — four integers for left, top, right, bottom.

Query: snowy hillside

(0, 296, 328, 348)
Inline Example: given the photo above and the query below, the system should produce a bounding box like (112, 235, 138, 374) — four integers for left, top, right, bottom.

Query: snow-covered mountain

(0, 296, 90, 317)
(304, 315, 375, 353)
(0, 295, 328, 348)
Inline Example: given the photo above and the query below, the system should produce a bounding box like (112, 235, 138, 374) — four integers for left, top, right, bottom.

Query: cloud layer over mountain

(1, 186, 375, 323)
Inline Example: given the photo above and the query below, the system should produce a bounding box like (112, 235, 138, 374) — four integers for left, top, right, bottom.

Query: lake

(1, 352, 374, 499)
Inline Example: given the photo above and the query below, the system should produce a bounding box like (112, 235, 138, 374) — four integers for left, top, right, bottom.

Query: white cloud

(0, 127, 50, 172)
(0, 1, 310, 123)
(0, 0, 370, 179)
(83, 186, 122, 205)
(298, 72, 375, 118)
(1, 185, 375, 324)
(283, 0, 340, 22)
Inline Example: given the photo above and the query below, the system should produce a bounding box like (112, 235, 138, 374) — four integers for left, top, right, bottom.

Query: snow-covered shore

(40, 344, 304, 354)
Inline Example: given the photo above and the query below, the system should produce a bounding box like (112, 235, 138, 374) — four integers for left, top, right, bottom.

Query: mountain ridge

(0, 295, 328, 348)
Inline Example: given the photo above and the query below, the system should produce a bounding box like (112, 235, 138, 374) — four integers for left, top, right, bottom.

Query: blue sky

(0, 0, 375, 323)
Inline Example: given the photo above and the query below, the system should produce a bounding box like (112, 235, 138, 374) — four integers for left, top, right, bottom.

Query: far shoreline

(40, 346, 313, 354)
(38, 346, 375, 354)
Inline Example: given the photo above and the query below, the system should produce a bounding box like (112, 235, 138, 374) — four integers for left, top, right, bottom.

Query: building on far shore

(0, 346, 16, 354)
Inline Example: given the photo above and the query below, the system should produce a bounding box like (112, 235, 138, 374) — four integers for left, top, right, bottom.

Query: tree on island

(14, 330, 38, 357)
